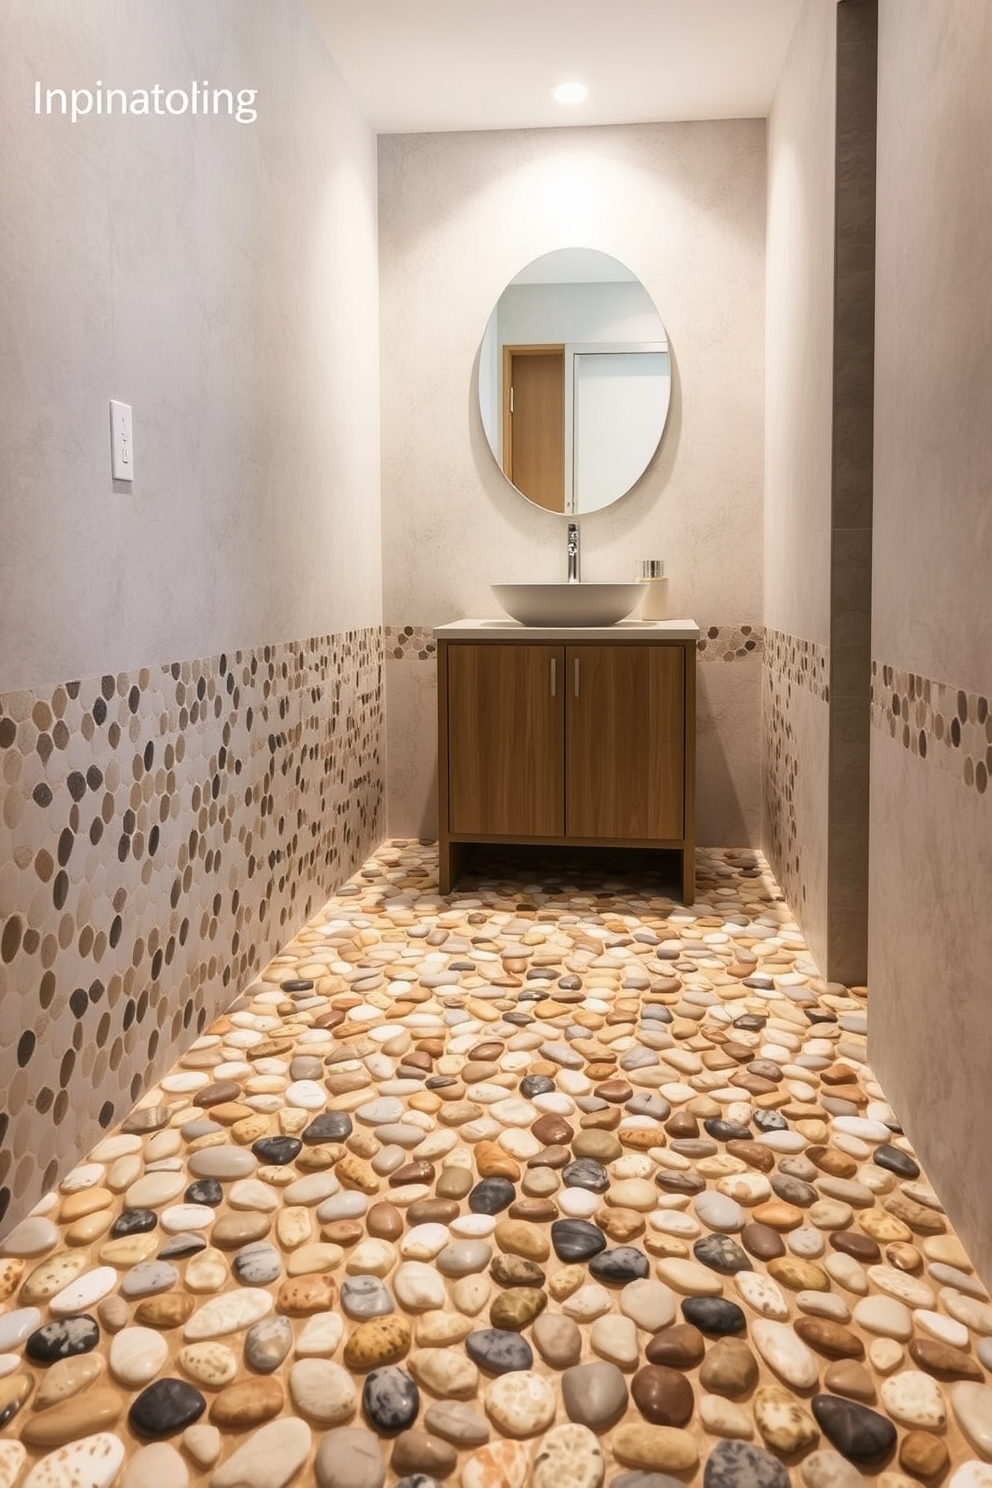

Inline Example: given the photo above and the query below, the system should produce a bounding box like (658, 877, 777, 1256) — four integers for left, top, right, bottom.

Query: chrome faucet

(567, 522, 580, 583)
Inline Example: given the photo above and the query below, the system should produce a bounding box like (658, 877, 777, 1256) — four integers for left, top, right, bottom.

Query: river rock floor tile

(1, 841, 989, 1488)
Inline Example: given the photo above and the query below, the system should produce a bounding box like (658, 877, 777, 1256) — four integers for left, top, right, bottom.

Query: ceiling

(303, 0, 803, 136)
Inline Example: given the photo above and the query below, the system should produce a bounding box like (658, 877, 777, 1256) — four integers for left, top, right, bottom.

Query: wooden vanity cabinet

(437, 636, 695, 900)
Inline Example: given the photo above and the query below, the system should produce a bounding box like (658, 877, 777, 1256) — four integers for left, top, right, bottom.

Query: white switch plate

(110, 399, 134, 481)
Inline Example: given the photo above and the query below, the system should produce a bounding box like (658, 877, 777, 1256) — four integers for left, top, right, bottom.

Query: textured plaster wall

(0, 0, 385, 1233)
(869, 0, 992, 1286)
(0, 0, 382, 694)
(378, 122, 766, 848)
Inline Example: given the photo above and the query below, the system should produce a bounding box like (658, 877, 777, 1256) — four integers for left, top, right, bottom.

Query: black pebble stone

(804, 1007, 837, 1024)
(589, 1247, 650, 1284)
(184, 1179, 223, 1207)
(362, 1366, 420, 1433)
(693, 1235, 753, 1275)
(26, 1315, 100, 1364)
(551, 1219, 609, 1262)
(681, 1297, 748, 1336)
(873, 1144, 920, 1180)
(426, 1075, 461, 1090)
(703, 1440, 790, 1488)
(129, 1377, 207, 1437)
(770, 1174, 818, 1207)
(111, 1207, 158, 1237)
(753, 1109, 789, 1133)
(0, 1397, 25, 1430)
(468, 1178, 515, 1215)
(252, 1135, 303, 1165)
(704, 1118, 752, 1143)
(302, 1112, 353, 1144)
(281, 978, 314, 991)
(811, 1394, 897, 1463)
(465, 1329, 534, 1375)
(562, 1158, 610, 1192)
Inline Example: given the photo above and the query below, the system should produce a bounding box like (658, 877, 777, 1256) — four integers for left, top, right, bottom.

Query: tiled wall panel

(0, 628, 383, 1235)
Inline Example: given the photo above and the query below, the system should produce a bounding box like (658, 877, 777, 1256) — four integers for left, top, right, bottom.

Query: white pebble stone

(485, 1372, 556, 1437)
(451, 1215, 496, 1238)
(558, 1189, 601, 1219)
(295, 1311, 344, 1357)
(110, 1327, 169, 1386)
(717, 1173, 771, 1205)
(0, 1443, 27, 1488)
(393, 1261, 447, 1311)
(914, 1309, 969, 1349)
(184, 1288, 273, 1340)
(561, 1284, 613, 1321)
(866, 1265, 934, 1309)
(788, 1227, 825, 1258)
(700, 1395, 754, 1439)
(943, 1291, 992, 1335)
(649, 1210, 701, 1237)
(757, 1130, 808, 1153)
(655, 1258, 723, 1295)
(285, 1080, 328, 1110)
(590, 1314, 639, 1368)
(751, 1319, 819, 1389)
(735, 1272, 790, 1320)
(347, 1239, 396, 1276)
(49, 1266, 118, 1315)
(619, 1279, 677, 1333)
(796, 1290, 851, 1323)
(60, 1163, 106, 1194)
(854, 1295, 913, 1341)
(880, 1370, 947, 1429)
(161, 1204, 217, 1233)
(693, 1191, 745, 1232)
(824, 1252, 869, 1294)
(951, 1468, 992, 1488)
(210, 1418, 312, 1488)
(23, 1434, 125, 1488)
(120, 1442, 189, 1488)
(499, 1130, 542, 1159)
(868, 1337, 905, 1373)
(952, 1383, 992, 1459)
(609, 1156, 655, 1180)
(401, 1224, 451, 1258)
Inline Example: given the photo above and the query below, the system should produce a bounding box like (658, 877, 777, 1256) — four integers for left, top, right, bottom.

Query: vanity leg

(439, 840, 472, 896)
(681, 847, 695, 905)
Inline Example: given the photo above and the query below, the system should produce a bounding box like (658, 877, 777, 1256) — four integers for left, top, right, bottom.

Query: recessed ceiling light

(552, 80, 589, 106)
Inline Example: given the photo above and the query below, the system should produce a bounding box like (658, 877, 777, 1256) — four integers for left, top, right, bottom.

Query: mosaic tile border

(763, 626, 830, 701)
(871, 659, 992, 795)
(761, 660, 805, 917)
(0, 628, 384, 1236)
(386, 623, 762, 661)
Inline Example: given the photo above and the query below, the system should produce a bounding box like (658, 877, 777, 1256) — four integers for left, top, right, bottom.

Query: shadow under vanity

(435, 618, 699, 901)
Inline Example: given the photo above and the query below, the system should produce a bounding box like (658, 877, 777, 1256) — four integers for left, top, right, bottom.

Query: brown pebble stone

(336, 1154, 380, 1194)
(277, 1274, 337, 1314)
(98, 1296, 131, 1333)
(469, 1042, 504, 1061)
(343, 1314, 412, 1370)
(740, 1223, 787, 1260)
(489, 1287, 547, 1331)
(408, 1199, 461, 1226)
(655, 1171, 705, 1196)
(207, 1101, 256, 1125)
(322, 1219, 365, 1247)
(325, 1071, 370, 1094)
(527, 1146, 571, 1169)
(824, 1359, 877, 1402)
(751, 1201, 803, 1231)
(883, 1192, 946, 1235)
(886, 1243, 924, 1272)
(437, 1168, 474, 1199)
(794, 1318, 866, 1359)
(579, 1108, 622, 1132)
(631, 1365, 694, 1428)
(767, 1257, 830, 1291)
(726, 1141, 776, 1173)
(646, 1325, 706, 1370)
(366, 1202, 404, 1240)
(507, 1199, 558, 1225)
(830, 1230, 882, 1262)
(461, 1062, 499, 1084)
(491, 1255, 544, 1288)
(494, 1221, 550, 1262)
(212, 1213, 271, 1249)
(898, 1431, 948, 1479)
(135, 1293, 196, 1329)
(210, 1377, 284, 1428)
(621, 1129, 667, 1153)
(596, 1080, 633, 1103)
(597, 1208, 646, 1243)
(859, 1209, 913, 1244)
(20, 1386, 122, 1446)
(909, 1338, 985, 1381)
(59, 1188, 114, 1223)
(665, 1112, 699, 1138)
(194, 1081, 243, 1107)
(392, 1430, 459, 1478)
(698, 1338, 759, 1397)
(475, 1144, 521, 1181)
(808, 1146, 859, 1178)
(572, 1131, 623, 1163)
(531, 1115, 574, 1146)
(389, 1161, 436, 1188)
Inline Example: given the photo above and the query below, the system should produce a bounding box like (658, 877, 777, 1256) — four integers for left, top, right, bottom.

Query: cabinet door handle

(574, 658, 580, 697)
(550, 658, 557, 697)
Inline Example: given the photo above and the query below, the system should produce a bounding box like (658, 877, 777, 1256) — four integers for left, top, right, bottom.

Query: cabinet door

(447, 644, 564, 837)
(565, 644, 684, 840)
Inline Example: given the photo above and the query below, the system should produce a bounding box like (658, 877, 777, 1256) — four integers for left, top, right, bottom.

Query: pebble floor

(2, 841, 992, 1488)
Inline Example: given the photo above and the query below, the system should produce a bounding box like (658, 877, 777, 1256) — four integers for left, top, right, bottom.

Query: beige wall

(0, 0, 382, 694)
(379, 122, 766, 849)
(0, 0, 384, 1235)
(869, 0, 992, 1286)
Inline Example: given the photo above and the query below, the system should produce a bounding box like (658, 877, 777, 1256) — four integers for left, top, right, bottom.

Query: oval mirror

(479, 248, 671, 515)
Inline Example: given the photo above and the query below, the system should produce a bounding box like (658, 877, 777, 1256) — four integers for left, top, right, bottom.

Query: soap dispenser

(636, 560, 669, 620)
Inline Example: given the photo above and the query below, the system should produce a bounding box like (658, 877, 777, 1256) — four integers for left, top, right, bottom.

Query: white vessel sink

(492, 582, 643, 627)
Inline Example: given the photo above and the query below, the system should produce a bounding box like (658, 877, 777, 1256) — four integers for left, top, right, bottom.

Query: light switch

(110, 399, 134, 481)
